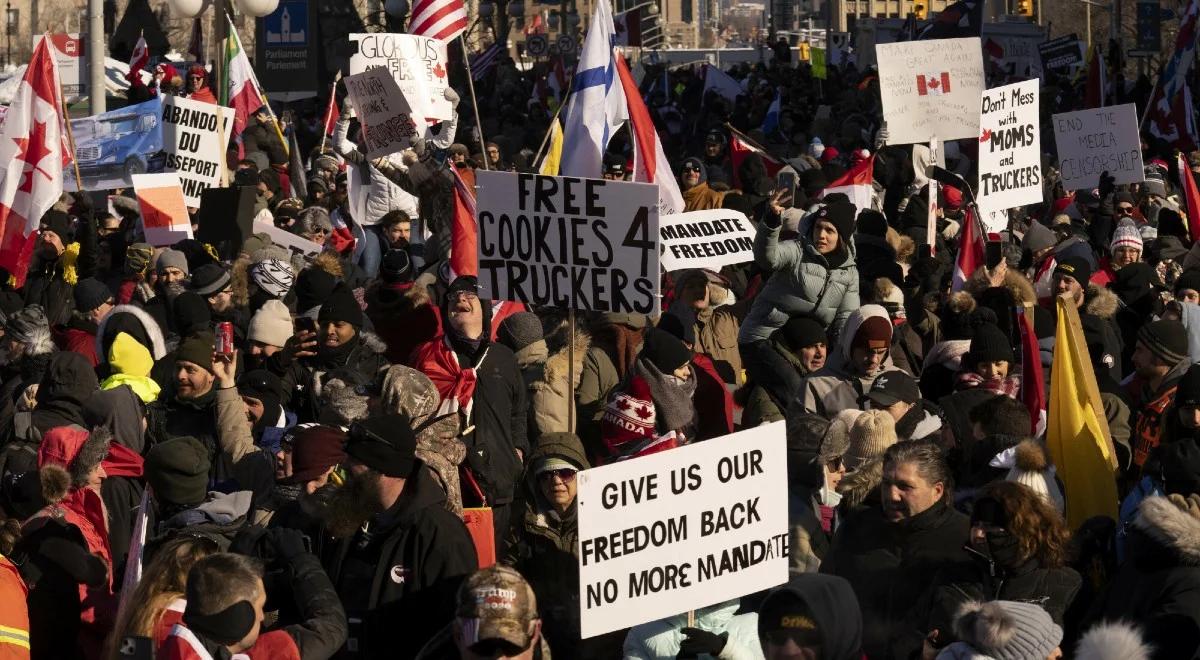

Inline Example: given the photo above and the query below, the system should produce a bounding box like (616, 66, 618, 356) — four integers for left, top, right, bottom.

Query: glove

(444, 87, 460, 108)
(265, 527, 310, 562)
(874, 122, 889, 149)
(676, 628, 728, 658)
(411, 137, 427, 159)
(1098, 170, 1116, 198)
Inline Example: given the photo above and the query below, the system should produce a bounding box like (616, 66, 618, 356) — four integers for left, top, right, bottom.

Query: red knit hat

(602, 376, 656, 458)
(852, 316, 893, 351)
(941, 185, 964, 211)
(286, 425, 348, 484)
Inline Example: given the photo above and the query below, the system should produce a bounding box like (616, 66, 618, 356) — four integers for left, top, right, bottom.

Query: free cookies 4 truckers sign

(475, 171, 660, 314)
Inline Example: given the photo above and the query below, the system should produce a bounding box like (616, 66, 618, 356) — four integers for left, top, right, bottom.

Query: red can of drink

(215, 321, 235, 357)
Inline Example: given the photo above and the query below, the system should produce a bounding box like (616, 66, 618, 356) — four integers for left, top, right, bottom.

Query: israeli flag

(559, 0, 629, 178)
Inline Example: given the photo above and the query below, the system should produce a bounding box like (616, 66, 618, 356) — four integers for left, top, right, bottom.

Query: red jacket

(52, 325, 98, 367)
(157, 624, 300, 660)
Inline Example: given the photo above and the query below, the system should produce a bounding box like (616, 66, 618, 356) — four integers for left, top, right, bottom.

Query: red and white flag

(222, 15, 265, 139)
(0, 39, 69, 288)
(1179, 153, 1200, 242)
(1017, 305, 1047, 438)
(409, 0, 468, 43)
(322, 76, 340, 137)
(728, 125, 783, 188)
(614, 49, 683, 215)
(823, 155, 875, 213)
(916, 72, 951, 96)
(952, 207, 985, 291)
(449, 168, 477, 278)
(129, 34, 149, 78)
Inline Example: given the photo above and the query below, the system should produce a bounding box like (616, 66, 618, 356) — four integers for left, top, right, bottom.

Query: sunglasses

(1118, 205, 1135, 213)
(538, 468, 577, 483)
(682, 165, 701, 173)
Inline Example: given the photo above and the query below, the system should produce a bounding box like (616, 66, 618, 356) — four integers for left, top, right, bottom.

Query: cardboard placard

(132, 173, 193, 246)
(876, 37, 986, 145)
(659, 209, 756, 272)
(160, 95, 233, 207)
(1051, 104, 1145, 191)
(348, 33, 452, 122)
(344, 68, 424, 159)
(475, 171, 661, 314)
(577, 423, 789, 638)
(1039, 34, 1084, 72)
(977, 79, 1042, 213)
(253, 218, 323, 257)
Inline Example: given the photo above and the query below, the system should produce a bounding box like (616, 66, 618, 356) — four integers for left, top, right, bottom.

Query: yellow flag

(1047, 296, 1119, 527)
(539, 119, 563, 176)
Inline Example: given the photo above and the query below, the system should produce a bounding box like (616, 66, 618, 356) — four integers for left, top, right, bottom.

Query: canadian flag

(614, 49, 684, 215)
(0, 39, 68, 288)
(129, 34, 149, 78)
(952, 206, 985, 291)
(823, 155, 875, 214)
(916, 72, 952, 96)
(449, 167, 477, 278)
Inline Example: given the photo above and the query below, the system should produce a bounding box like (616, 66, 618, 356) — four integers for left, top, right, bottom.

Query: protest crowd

(4, 0, 1200, 658)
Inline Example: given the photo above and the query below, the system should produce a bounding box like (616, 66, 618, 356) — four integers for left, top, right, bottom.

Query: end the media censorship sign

(476, 171, 660, 314)
(161, 95, 232, 208)
(977, 79, 1041, 213)
(1051, 103, 1145, 191)
(659, 209, 756, 272)
(875, 37, 985, 145)
(576, 422, 788, 637)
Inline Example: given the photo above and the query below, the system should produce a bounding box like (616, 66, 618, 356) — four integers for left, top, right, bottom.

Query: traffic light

(913, 3, 926, 19)
(799, 42, 810, 61)
(1016, 0, 1033, 16)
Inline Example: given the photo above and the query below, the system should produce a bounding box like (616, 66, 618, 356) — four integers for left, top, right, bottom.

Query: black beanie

(798, 169, 828, 197)
(1053, 255, 1092, 288)
(966, 322, 1015, 367)
(812, 201, 856, 243)
(781, 317, 827, 349)
(176, 332, 215, 373)
(380, 249, 414, 284)
(295, 268, 339, 313)
(39, 209, 73, 240)
(73, 278, 112, 313)
(318, 286, 363, 329)
(1137, 319, 1189, 366)
(640, 328, 692, 374)
(172, 292, 212, 337)
(1175, 364, 1200, 409)
(657, 309, 696, 345)
(1111, 262, 1160, 306)
(856, 209, 888, 238)
(1175, 269, 1200, 295)
(346, 414, 418, 478)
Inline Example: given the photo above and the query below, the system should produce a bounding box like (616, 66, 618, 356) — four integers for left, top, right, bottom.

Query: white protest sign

(132, 173, 193, 246)
(344, 68, 424, 159)
(876, 37, 985, 145)
(348, 33, 452, 122)
(160, 95, 232, 208)
(577, 423, 789, 638)
(659, 209, 755, 272)
(977, 79, 1042, 213)
(476, 171, 660, 314)
(253, 218, 323, 257)
(1051, 104, 1145, 191)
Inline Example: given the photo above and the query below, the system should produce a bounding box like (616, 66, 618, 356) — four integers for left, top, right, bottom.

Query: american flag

(470, 43, 504, 81)
(408, 0, 469, 43)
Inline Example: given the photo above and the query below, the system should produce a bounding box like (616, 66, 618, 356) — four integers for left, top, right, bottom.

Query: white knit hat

(992, 440, 1065, 514)
(845, 410, 897, 471)
(1110, 219, 1143, 253)
(248, 299, 293, 348)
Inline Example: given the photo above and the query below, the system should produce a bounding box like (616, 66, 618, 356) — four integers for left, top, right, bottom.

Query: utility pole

(88, 0, 103, 113)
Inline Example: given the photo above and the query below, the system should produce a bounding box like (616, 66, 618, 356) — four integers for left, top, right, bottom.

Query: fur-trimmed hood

(1134, 496, 1200, 565)
(541, 329, 591, 389)
(1075, 622, 1151, 660)
(837, 458, 883, 509)
(965, 267, 1037, 306)
(96, 304, 167, 361)
(1085, 284, 1119, 320)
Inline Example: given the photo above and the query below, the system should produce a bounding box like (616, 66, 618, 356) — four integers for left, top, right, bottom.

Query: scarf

(956, 372, 1021, 399)
(314, 334, 359, 369)
(419, 335, 488, 419)
(635, 358, 698, 435)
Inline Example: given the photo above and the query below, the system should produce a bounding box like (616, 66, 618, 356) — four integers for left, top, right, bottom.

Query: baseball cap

(861, 371, 920, 408)
(456, 566, 539, 652)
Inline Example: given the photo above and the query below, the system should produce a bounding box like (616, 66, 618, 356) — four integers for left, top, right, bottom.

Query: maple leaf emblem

(13, 118, 52, 194)
(979, 128, 992, 143)
(635, 405, 652, 420)
(617, 399, 631, 411)
(433, 64, 446, 79)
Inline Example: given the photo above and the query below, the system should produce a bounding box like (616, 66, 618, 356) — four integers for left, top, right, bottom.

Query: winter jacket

(1126, 357, 1190, 470)
(327, 464, 478, 658)
(740, 333, 818, 428)
(52, 318, 99, 367)
(739, 212, 859, 344)
(757, 575, 863, 660)
(365, 281, 441, 364)
(0, 557, 28, 660)
(691, 304, 743, 384)
(517, 331, 589, 439)
(25, 239, 95, 328)
(277, 332, 391, 423)
(31, 352, 98, 436)
(682, 182, 727, 212)
(154, 490, 254, 549)
(333, 117, 421, 226)
(623, 600, 764, 660)
(147, 386, 257, 487)
(854, 232, 904, 292)
(939, 387, 1002, 448)
(692, 353, 736, 440)
(821, 498, 972, 660)
(1086, 496, 1200, 659)
(503, 434, 589, 656)
(796, 306, 902, 419)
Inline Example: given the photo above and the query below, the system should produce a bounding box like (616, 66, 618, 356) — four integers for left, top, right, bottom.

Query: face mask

(818, 484, 843, 507)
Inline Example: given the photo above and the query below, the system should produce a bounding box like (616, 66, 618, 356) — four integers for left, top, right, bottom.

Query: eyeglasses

(451, 290, 480, 302)
(537, 468, 577, 483)
(682, 165, 701, 173)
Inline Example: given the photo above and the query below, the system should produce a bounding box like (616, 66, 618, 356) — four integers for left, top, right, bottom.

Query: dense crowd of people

(0, 18, 1197, 660)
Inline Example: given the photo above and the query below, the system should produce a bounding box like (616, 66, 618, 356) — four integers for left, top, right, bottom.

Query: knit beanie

(496, 312, 544, 353)
(145, 436, 211, 508)
(966, 323, 1015, 367)
(249, 299, 293, 348)
(681, 157, 708, 183)
(172, 292, 212, 338)
(1110, 219, 1144, 253)
(1001, 440, 1065, 514)
(1174, 269, 1200, 295)
(176, 332, 215, 374)
(657, 309, 696, 345)
(825, 409, 864, 467)
(845, 410, 897, 470)
(601, 375, 656, 453)
(952, 600, 1063, 660)
(813, 201, 856, 243)
(189, 263, 231, 297)
(1137, 319, 1189, 366)
(1021, 221, 1056, 254)
(852, 315, 892, 351)
(808, 137, 825, 159)
(639, 328, 692, 375)
(240, 232, 272, 258)
(295, 268, 339, 314)
(73, 278, 112, 313)
(318, 285, 363, 329)
(1053, 255, 1092, 287)
(156, 248, 189, 276)
(286, 425, 348, 484)
(39, 209, 72, 240)
(941, 292, 996, 341)
(250, 258, 294, 300)
(380, 249, 414, 284)
(856, 209, 888, 238)
(781, 317, 827, 350)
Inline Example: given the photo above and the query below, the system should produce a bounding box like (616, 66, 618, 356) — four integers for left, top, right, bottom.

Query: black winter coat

(456, 341, 529, 507)
(327, 464, 478, 658)
(821, 498, 971, 660)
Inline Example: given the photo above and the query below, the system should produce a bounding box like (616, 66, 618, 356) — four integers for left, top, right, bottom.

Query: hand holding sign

(344, 67, 425, 159)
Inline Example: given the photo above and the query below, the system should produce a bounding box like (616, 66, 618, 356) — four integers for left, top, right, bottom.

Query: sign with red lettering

(576, 423, 788, 638)
(349, 33, 452, 122)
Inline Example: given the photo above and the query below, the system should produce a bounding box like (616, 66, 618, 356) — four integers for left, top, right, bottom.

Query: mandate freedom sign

(659, 209, 756, 272)
(577, 423, 788, 637)
(475, 171, 660, 314)
(160, 95, 233, 207)
(1051, 104, 1145, 191)
(977, 79, 1041, 213)
(348, 33, 452, 122)
(344, 68, 423, 159)
(875, 37, 986, 145)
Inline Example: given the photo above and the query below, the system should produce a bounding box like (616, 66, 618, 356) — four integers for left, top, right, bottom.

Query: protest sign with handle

(132, 173, 193, 246)
(1051, 104, 1145, 191)
(344, 67, 424, 159)
(348, 33, 452, 122)
(876, 37, 986, 145)
(577, 422, 789, 638)
(160, 95, 233, 207)
(475, 171, 661, 314)
(977, 79, 1041, 213)
(659, 209, 756, 272)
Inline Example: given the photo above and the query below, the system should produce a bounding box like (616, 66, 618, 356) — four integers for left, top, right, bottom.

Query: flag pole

(459, 34, 491, 170)
(52, 38, 84, 191)
(319, 72, 342, 156)
(533, 71, 574, 166)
